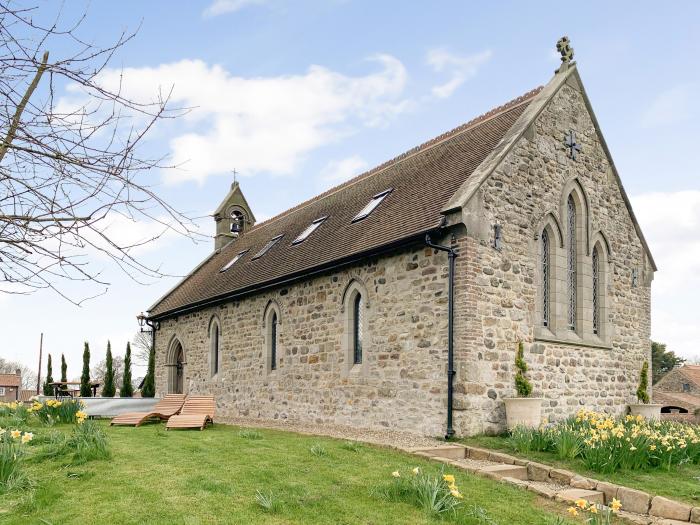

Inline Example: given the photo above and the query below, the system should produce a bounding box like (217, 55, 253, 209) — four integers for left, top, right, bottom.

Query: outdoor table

(49, 381, 100, 399)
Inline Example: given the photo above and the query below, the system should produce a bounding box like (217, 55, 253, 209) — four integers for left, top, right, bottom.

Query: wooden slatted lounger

(110, 394, 186, 427)
(165, 396, 216, 431)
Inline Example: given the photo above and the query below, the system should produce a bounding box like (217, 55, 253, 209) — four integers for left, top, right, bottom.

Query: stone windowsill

(534, 335, 612, 351)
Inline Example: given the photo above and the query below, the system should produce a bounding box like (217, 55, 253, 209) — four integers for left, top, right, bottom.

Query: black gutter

(424, 228, 458, 440)
(148, 229, 437, 322)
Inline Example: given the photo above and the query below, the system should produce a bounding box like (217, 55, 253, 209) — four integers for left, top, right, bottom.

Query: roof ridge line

(243, 86, 543, 236)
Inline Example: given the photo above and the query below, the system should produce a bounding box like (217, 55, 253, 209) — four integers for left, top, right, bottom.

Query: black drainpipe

(425, 226, 457, 440)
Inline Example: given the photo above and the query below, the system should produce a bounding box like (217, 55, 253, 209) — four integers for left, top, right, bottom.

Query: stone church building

(146, 47, 655, 437)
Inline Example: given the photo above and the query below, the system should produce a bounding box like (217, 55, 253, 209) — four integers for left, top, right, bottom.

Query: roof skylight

(352, 189, 392, 222)
(219, 249, 249, 272)
(252, 234, 284, 260)
(292, 216, 328, 245)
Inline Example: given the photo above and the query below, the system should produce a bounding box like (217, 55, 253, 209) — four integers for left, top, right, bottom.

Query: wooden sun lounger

(110, 394, 186, 427)
(165, 396, 216, 431)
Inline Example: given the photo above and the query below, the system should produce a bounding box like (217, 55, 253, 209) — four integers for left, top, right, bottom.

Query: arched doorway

(167, 339, 186, 394)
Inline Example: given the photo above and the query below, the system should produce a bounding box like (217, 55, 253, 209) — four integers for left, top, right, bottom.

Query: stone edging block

(650, 496, 691, 522)
(408, 445, 697, 524)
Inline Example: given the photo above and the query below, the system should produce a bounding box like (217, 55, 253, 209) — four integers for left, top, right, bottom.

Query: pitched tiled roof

(678, 365, 700, 387)
(0, 374, 20, 387)
(149, 87, 542, 318)
(654, 391, 700, 410)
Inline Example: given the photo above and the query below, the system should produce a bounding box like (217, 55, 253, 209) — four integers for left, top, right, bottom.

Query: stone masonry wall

(451, 82, 653, 435)
(155, 244, 453, 436)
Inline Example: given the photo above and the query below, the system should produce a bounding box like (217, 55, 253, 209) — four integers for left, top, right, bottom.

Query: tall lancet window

(353, 293, 364, 364)
(567, 195, 577, 331)
(541, 229, 550, 328)
(592, 246, 600, 335)
(270, 312, 278, 371)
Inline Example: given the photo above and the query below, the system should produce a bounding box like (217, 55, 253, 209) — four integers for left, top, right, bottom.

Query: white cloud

(632, 190, 700, 358)
(203, 0, 267, 18)
(89, 56, 409, 185)
(426, 48, 492, 99)
(87, 213, 190, 258)
(319, 155, 368, 186)
(641, 84, 696, 128)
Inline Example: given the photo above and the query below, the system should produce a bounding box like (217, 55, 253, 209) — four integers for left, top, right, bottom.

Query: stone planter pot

(503, 398, 543, 430)
(629, 403, 662, 421)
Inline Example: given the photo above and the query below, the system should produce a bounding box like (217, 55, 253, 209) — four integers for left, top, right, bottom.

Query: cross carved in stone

(564, 130, 581, 160)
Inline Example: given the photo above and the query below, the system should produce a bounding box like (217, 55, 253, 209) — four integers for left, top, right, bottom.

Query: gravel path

(220, 416, 443, 450)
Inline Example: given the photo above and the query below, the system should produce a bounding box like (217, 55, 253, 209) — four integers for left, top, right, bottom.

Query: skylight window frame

(252, 234, 284, 260)
(292, 216, 328, 245)
(219, 249, 249, 273)
(352, 188, 393, 223)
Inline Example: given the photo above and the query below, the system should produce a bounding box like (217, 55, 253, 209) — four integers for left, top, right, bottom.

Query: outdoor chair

(110, 394, 186, 427)
(165, 395, 216, 431)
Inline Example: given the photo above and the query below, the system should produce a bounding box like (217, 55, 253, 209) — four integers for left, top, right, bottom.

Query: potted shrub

(629, 361, 662, 420)
(503, 341, 543, 430)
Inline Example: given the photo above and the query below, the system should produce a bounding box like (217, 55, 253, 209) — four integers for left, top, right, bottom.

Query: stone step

(479, 464, 528, 481)
(411, 445, 466, 460)
(555, 488, 605, 506)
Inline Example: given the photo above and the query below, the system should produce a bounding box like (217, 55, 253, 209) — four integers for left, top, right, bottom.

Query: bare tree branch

(0, 3, 202, 303)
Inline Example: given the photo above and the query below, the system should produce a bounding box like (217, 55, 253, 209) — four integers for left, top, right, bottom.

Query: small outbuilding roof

(0, 373, 20, 387)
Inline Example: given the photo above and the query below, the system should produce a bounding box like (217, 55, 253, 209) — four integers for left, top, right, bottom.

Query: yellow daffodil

(610, 498, 622, 513)
(588, 504, 598, 514)
(575, 498, 587, 509)
(10, 429, 21, 439)
(21, 432, 33, 444)
(412, 467, 420, 475)
(442, 474, 455, 484)
(567, 507, 578, 517)
(450, 488, 463, 499)
(391, 471, 400, 478)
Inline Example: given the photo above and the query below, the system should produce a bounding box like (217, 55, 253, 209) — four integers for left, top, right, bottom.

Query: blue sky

(3, 1, 699, 379)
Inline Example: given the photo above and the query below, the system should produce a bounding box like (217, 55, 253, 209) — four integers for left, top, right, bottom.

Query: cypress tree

(121, 342, 134, 397)
(60, 353, 68, 393)
(42, 354, 54, 396)
(80, 342, 92, 397)
(636, 361, 650, 404)
(141, 341, 156, 398)
(101, 341, 116, 397)
(514, 341, 533, 397)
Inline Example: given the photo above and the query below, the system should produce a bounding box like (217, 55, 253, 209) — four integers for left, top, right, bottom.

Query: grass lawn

(0, 421, 587, 525)
(461, 435, 700, 507)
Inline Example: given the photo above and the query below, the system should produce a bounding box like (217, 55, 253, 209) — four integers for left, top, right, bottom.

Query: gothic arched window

(541, 229, 551, 328)
(270, 312, 278, 371)
(353, 293, 363, 364)
(567, 195, 577, 331)
(209, 319, 221, 377)
(592, 246, 600, 335)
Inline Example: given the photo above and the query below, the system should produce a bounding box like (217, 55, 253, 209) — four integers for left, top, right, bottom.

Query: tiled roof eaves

(150, 226, 437, 320)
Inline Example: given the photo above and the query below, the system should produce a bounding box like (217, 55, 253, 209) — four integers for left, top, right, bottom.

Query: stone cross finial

(556, 36, 575, 72)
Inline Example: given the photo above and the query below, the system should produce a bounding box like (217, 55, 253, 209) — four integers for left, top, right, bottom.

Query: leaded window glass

(542, 230, 550, 328)
(592, 246, 600, 335)
(353, 293, 363, 364)
(270, 312, 277, 371)
(211, 322, 220, 376)
(567, 195, 577, 331)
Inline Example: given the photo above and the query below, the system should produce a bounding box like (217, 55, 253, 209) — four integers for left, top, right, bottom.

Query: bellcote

(213, 181, 256, 250)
